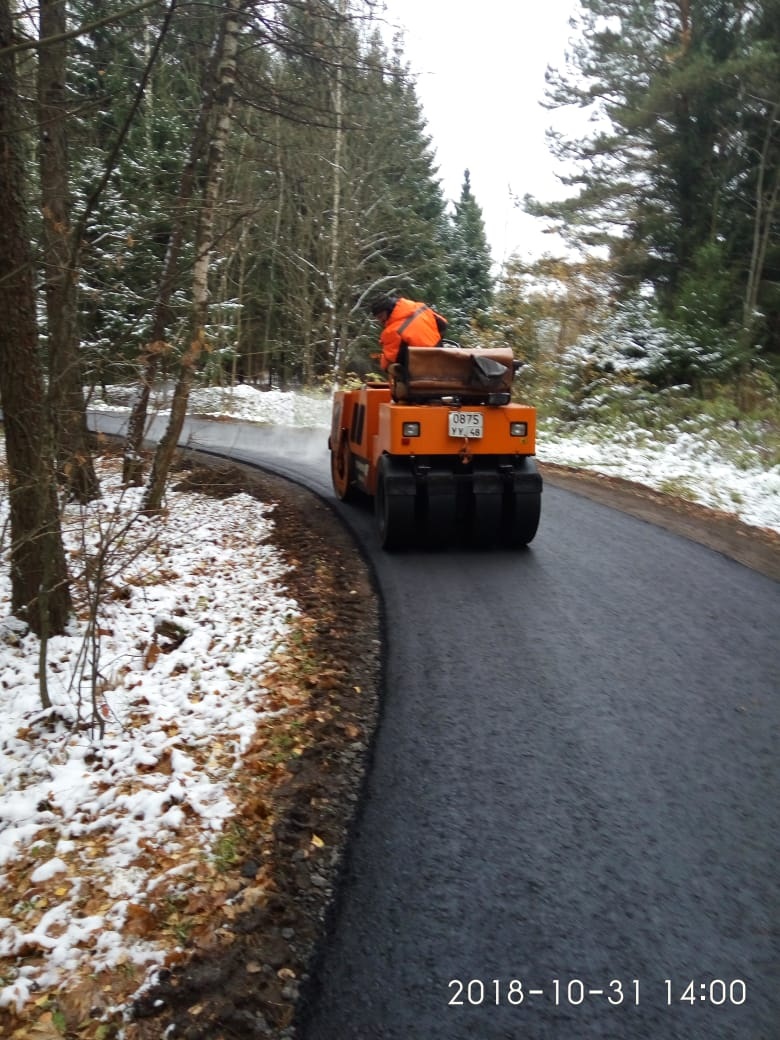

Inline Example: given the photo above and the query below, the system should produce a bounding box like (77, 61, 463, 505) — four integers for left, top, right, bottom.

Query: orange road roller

(329, 346, 542, 550)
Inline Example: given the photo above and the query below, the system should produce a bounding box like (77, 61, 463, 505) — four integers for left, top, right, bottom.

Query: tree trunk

(122, 9, 228, 485)
(0, 0, 72, 636)
(260, 101, 286, 383)
(38, 0, 100, 503)
(328, 0, 346, 378)
(743, 101, 780, 336)
(141, 0, 242, 513)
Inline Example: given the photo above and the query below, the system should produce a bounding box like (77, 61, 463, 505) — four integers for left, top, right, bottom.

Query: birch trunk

(122, 13, 225, 485)
(142, 0, 242, 513)
(743, 101, 780, 336)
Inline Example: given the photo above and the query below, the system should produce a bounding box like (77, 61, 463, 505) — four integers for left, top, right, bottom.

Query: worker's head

(369, 293, 398, 324)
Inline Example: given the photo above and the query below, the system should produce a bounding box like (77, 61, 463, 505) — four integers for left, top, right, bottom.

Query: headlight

(402, 421, 420, 437)
(510, 422, 528, 437)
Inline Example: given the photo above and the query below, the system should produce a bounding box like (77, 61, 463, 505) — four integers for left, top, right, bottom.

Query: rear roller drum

(423, 474, 457, 547)
(502, 490, 541, 547)
(471, 493, 502, 546)
(376, 457, 417, 550)
(470, 472, 504, 546)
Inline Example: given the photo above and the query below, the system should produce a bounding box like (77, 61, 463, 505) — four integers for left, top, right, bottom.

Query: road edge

(540, 462, 780, 582)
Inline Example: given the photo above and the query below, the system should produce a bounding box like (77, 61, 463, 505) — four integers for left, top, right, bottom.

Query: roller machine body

(329, 346, 542, 549)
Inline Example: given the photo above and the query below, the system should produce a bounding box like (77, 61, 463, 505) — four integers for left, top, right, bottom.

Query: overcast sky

(377, 0, 583, 267)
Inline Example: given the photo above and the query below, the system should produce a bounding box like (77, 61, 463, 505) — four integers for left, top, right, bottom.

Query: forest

(0, 0, 778, 639)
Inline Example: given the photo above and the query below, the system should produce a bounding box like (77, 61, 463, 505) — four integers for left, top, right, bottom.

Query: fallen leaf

(24, 1013, 63, 1039)
(143, 641, 160, 669)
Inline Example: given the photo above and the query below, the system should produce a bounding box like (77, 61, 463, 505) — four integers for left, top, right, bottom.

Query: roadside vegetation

(0, 1, 777, 1033)
(0, 447, 378, 1039)
(1, 0, 777, 641)
(492, 286, 780, 475)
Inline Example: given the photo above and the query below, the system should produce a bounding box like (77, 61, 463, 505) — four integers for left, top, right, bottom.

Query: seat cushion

(404, 347, 515, 397)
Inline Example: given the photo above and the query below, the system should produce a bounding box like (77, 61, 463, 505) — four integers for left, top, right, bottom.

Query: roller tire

(331, 433, 357, 502)
(424, 479, 457, 548)
(471, 491, 503, 547)
(376, 457, 416, 551)
(502, 490, 541, 547)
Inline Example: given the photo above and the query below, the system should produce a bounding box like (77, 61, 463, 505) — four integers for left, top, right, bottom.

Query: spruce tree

(444, 169, 494, 339)
(69, 2, 209, 381)
(235, 20, 451, 381)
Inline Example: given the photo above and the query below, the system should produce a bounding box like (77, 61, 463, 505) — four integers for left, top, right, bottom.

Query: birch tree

(743, 99, 780, 341)
(122, 10, 225, 485)
(142, 0, 242, 513)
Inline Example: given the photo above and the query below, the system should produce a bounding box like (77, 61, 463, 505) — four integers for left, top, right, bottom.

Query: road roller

(328, 345, 542, 550)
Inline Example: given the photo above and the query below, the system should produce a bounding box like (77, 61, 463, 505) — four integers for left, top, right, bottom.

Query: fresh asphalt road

(94, 414, 779, 1040)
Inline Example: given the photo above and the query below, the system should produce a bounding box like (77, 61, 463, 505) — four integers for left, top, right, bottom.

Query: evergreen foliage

(68, 2, 215, 381)
(5, 0, 499, 392)
(7, 0, 777, 399)
(530, 0, 780, 367)
(236, 16, 453, 382)
(442, 169, 494, 340)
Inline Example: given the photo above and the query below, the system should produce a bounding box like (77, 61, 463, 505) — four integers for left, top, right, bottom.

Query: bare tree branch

(0, 0, 165, 57)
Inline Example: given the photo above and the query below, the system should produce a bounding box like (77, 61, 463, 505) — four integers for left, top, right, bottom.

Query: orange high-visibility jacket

(379, 298, 447, 370)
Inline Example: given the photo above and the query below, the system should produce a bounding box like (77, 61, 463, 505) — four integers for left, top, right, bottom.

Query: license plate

(448, 410, 483, 438)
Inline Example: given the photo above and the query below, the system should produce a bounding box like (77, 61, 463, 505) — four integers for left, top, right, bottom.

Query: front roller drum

(375, 455, 417, 550)
(330, 432, 357, 502)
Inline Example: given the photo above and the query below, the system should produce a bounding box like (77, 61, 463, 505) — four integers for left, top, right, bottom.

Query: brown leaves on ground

(0, 453, 380, 1040)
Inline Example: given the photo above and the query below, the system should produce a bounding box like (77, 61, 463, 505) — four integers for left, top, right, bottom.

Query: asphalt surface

(93, 414, 780, 1040)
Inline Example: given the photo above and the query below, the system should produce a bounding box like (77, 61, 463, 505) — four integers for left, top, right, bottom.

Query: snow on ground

(94, 382, 780, 533)
(1, 383, 777, 1016)
(539, 424, 780, 533)
(0, 451, 298, 1013)
(93, 382, 333, 429)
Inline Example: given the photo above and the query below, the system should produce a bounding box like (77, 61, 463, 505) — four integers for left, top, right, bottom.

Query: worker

(369, 293, 448, 372)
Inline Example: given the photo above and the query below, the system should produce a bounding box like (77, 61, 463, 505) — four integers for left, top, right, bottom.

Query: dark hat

(369, 292, 399, 316)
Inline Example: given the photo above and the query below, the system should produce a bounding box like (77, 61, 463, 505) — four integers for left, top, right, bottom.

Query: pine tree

(0, 0, 72, 639)
(532, 0, 780, 360)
